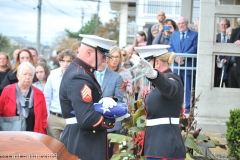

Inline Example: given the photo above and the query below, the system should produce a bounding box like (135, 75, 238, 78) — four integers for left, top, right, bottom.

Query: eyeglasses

(110, 56, 120, 60)
(122, 54, 126, 57)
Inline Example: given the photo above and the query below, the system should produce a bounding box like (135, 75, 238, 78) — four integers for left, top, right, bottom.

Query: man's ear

(86, 48, 93, 57)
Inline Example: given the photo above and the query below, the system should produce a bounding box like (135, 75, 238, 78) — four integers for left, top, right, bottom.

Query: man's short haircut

(57, 49, 76, 61)
(221, 18, 230, 28)
(27, 47, 38, 55)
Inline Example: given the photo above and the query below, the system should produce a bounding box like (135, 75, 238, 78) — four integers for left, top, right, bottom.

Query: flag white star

(100, 106, 110, 114)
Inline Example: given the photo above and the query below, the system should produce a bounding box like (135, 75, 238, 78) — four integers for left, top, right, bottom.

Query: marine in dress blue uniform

(59, 34, 117, 160)
(134, 45, 186, 160)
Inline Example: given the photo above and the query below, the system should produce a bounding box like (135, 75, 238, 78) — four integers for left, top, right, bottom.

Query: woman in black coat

(0, 52, 12, 85)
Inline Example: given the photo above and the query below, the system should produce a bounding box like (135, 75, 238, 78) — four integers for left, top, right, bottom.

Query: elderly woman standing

(0, 48, 35, 94)
(0, 62, 47, 134)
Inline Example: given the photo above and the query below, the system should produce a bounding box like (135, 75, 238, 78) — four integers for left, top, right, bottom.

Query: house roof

(9, 37, 36, 48)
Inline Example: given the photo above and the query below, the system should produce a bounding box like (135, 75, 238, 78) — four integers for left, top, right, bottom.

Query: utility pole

(81, 7, 84, 28)
(94, 0, 100, 35)
(37, 0, 42, 55)
(76, 7, 85, 28)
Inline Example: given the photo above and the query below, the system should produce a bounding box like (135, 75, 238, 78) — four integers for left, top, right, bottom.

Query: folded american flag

(70, 102, 128, 119)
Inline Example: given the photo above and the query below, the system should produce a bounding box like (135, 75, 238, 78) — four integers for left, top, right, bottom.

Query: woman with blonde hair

(0, 52, 12, 84)
(120, 48, 133, 69)
(108, 46, 133, 99)
(0, 48, 35, 94)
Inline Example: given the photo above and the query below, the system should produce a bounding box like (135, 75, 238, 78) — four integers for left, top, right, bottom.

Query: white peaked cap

(134, 45, 170, 59)
(79, 34, 116, 51)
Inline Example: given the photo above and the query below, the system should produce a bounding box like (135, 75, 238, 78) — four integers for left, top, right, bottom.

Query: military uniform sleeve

(148, 71, 182, 99)
(67, 75, 115, 130)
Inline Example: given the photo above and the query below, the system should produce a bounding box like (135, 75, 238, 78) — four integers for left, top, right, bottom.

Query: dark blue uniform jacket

(59, 58, 115, 160)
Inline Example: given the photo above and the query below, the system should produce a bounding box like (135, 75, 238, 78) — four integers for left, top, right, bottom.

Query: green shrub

(226, 109, 240, 160)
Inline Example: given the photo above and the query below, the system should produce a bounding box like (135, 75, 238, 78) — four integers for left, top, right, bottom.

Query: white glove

(116, 113, 130, 121)
(138, 59, 158, 79)
(98, 97, 117, 109)
(130, 54, 141, 66)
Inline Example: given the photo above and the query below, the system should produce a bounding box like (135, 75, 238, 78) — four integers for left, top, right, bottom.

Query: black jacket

(0, 70, 18, 95)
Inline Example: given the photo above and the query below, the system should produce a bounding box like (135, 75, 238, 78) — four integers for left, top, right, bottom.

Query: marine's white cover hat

(79, 34, 117, 57)
(134, 45, 170, 60)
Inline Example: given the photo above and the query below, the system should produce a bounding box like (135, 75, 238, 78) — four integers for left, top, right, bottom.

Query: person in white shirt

(44, 49, 75, 140)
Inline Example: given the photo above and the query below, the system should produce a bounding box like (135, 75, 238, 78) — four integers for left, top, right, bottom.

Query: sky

(0, 0, 114, 46)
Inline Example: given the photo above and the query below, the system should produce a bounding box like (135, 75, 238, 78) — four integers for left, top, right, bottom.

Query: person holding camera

(152, 19, 177, 45)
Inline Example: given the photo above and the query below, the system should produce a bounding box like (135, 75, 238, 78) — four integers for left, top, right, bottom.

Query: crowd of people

(0, 9, 240, 160)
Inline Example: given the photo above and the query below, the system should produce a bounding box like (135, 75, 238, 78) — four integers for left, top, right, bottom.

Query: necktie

(180, 32, 185, 48)
(222, 35, 226, 43)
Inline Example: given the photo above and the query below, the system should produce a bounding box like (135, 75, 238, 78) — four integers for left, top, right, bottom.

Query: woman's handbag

(0, 115, 27, 131)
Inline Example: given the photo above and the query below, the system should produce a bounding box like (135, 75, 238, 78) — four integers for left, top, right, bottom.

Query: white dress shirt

(44, 67, 63, 117)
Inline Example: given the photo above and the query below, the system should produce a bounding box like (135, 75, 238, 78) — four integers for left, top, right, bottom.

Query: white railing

(143, 0, 181, 16)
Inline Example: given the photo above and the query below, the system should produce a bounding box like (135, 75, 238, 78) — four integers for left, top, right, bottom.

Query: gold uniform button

(109, 123, 111, 125)
(104, 122, 105, 124)
(93, 130, 96, 133)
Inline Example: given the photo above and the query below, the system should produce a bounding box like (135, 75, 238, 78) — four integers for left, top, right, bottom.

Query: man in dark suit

(168, 16, 198, 113)
(215, 19, 231, 87)
(228, 27, 240, 88)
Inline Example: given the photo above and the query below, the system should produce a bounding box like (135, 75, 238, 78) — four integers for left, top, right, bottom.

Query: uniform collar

(74, 58, 95, 74)
(161, 68, 172, 73)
